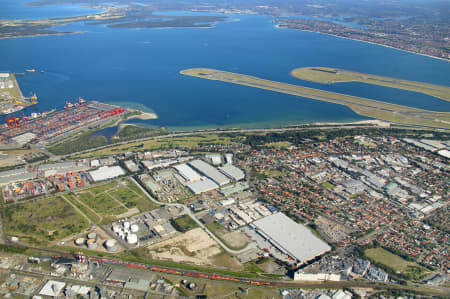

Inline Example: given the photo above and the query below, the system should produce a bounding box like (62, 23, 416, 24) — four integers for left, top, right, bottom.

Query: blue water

(0, 6, 449, 130)
(0, 0, 102, 20)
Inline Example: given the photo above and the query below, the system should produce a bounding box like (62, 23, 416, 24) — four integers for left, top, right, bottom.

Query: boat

(26, 69, 36, 73)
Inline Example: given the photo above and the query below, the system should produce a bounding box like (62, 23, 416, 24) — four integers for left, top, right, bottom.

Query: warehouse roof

(173, 163, 201, 182)
(252, 212, 331, 263)
(89, 166, 125, 182)
(187, 178, 218, 194)
(188, 159, 230, 186)
(219, 164, 245, 181)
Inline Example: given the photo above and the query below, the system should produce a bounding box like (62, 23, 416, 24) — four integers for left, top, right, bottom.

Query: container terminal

(0, 98, 127, 146)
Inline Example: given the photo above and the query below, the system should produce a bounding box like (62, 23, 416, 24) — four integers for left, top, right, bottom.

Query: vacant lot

(206, 221, 249, 250)
(4, 196, 89, 245)
(365, 247, 428, 279)
(66, 178, 159, 224)
(147, 227, 242, 270)
(81, 134, 238, 157)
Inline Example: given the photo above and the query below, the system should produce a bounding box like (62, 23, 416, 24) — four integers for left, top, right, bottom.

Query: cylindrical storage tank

(86, 238, 98, 249)
(130, 224, 139, 233)
(74, 238, 85, 246)
(118, 231, 124, 239)
(112, 225, 120, 233)
(11, 237, 19, 243)
(127, 233, 137, 244)
(123, 222, 130, 229)
(87, 232, 97, 240)
(104, 239, 119, 252)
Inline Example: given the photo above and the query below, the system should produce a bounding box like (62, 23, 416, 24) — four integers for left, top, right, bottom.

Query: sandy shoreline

(127, 110, 158, 120)
(274, 24, 449, 63)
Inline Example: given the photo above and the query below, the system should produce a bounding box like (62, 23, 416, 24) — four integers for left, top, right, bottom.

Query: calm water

(1, 5, 449, 130)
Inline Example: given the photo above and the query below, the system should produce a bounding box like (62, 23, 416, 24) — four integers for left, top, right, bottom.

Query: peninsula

(180, 68, 450, 129)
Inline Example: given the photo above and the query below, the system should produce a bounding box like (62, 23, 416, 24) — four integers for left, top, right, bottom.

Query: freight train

(90, 257, 274, 286)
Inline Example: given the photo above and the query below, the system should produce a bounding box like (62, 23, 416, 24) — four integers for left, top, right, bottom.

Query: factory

(173, 163, 201, 183)
(187, 178, 218, 194)
(88, 165, 125, 182)
(218, 164, 245, 181)
(251, 212, 331, 264)
(188, 159, 230, 186)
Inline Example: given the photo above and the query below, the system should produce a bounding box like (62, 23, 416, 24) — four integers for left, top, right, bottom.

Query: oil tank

(74, 238, 85, 246)
(87, 232, 97, 240)
(104, 239, 119, 252)
(86, 238, 98, 249)
(130, 224, 139, 233)
(127, 233, 137, 244)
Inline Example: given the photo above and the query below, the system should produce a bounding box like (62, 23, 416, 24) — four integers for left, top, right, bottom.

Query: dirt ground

(146, 228, 223, 266)
(221, 231, 249, 249)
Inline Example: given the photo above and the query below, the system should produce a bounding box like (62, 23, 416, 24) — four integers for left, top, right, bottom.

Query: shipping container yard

(0, 99, 127, 145)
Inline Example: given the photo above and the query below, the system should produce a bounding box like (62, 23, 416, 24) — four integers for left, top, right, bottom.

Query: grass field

(291, 67, 450, 102)
(79, 134, 237, 157)
(66, 178, 159, 224)
(171, 215, 199, 233)
(3, 196, 89, 245)
(321, 181, 336, 189)
(365, 247, 429, 280)
(181, 68, 450, 129)
(205, 221, 249, 251)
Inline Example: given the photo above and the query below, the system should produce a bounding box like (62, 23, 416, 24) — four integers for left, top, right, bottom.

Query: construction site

(0, 98, 128, 146)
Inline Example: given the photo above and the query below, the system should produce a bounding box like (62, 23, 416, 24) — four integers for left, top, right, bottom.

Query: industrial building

(218, 164, 245, 181)
(0, 168, 36, 186)
(188, 159, 230, 186)
(89, 166, 125, 182)
(187, 178, 218, 194)
(173, 163, 201, 183)
(251, 212, 331, 264)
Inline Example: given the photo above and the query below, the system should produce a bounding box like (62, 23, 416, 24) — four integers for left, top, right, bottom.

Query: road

(129, 177, 254, 255)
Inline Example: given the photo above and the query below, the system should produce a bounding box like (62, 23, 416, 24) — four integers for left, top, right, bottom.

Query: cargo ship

(26, 69, 36, 73)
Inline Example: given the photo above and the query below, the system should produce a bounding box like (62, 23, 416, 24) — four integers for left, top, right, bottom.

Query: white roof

(89, 166, 125, 181)
(219, 164, 245, 181)
(187, 178, 218, 194)
(189, 159, 230, 186)
(253, 212, 331, 263)
(12, 132, 37, 146)
(0, 73, 9, 78)
(39, 280, 66, 297)
(437, 149, 450, 159)
(173, 163, 201, 182)
(333, 290, 352, 299)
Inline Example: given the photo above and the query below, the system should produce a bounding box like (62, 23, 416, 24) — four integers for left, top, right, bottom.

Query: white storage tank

(74, 238, 85, 246)
(87, 232, 97, 240)
(112, 224, 120, 233)
(127, 233, 137, 244)
(123, 222, 130, 229)
(86, 238, 98, 249)
(130, 224, 139, 233)
(104, 239, 119, 252)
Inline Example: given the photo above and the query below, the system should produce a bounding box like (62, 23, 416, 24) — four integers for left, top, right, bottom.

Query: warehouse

(188, 159, 230, 186)
(187, 178, 218, 194)
(173, 163, 201, 183)
(218, 164, 245, 181)
(252, 212, 331, 264)
(89, 166, 125, 182)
